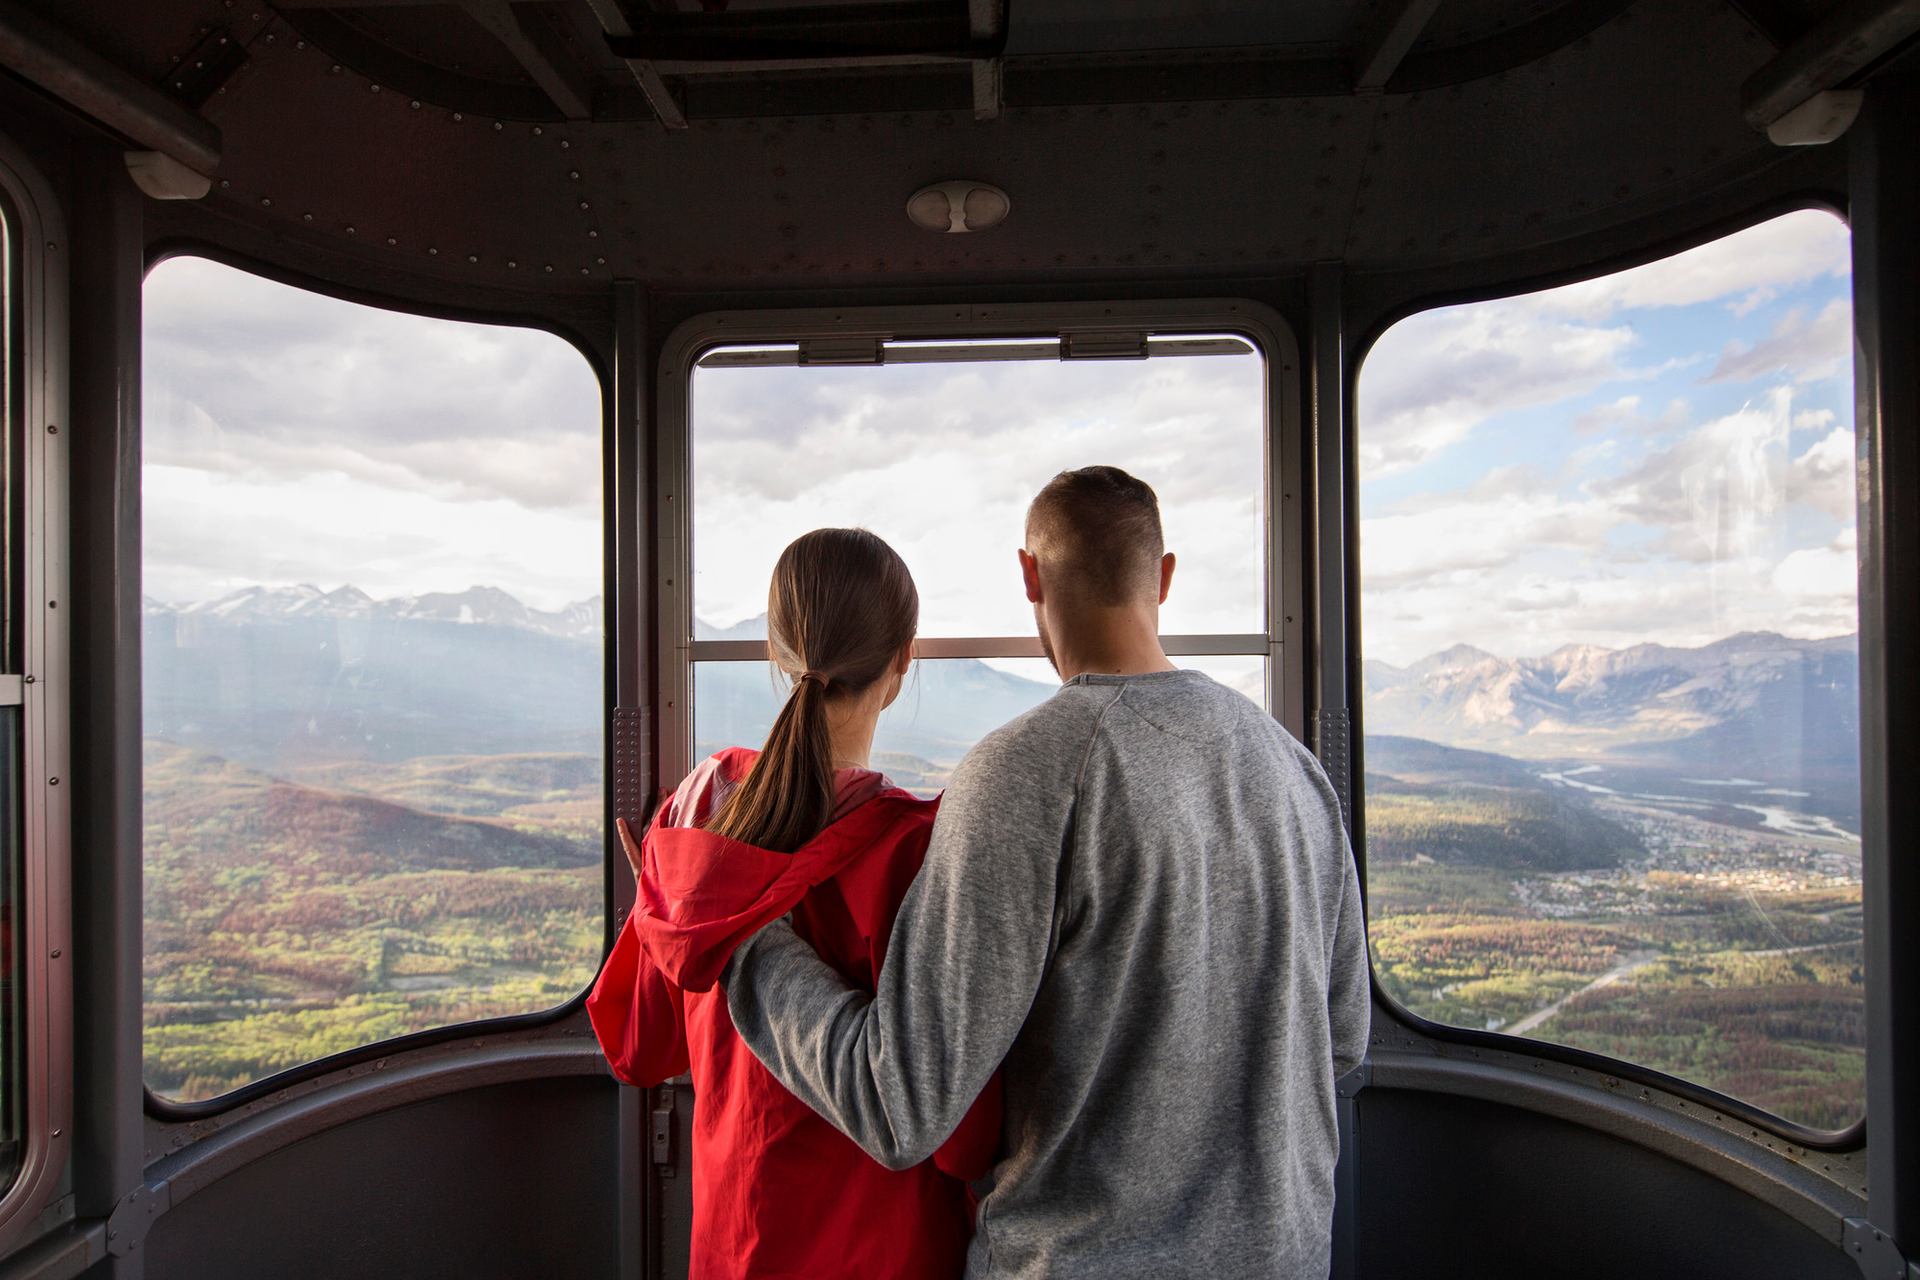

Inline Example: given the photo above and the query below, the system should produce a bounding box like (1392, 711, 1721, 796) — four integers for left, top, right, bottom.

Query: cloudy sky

(143, 256, 603, 610)
(1358, 208, 1856, 666)
(144, 207, 1854, 671)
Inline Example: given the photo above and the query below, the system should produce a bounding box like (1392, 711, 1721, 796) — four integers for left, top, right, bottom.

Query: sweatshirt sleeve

(587, 912, 690, 1086)
(723, 725, 1072, 1171)
(1327, 841, 1372, 1080)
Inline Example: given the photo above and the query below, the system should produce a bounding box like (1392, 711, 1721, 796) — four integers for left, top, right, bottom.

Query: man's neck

(1047, 611, 1177, 682)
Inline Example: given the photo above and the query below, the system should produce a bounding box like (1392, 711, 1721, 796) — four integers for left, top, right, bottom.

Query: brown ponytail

(705, 528, 918, 852)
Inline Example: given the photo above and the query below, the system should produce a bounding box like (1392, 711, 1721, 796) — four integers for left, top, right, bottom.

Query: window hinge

(1844, 1218, 1915, 1280)
(650, 1086, 679, 1176)
(1310, 707, 1353, 835)
(797, 336, 882, 365)
(1061, 330, 1148, 360)
(106, 1179, 172, 1258)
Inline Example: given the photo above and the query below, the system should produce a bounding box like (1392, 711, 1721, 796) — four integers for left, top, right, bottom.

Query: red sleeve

(586, 911, 689, 1086)
(932, 1070, 1002, 1182)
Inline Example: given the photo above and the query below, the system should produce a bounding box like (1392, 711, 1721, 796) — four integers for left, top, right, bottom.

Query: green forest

(143, 742, 604, 1102)
(1365, 773, 1866, 1132)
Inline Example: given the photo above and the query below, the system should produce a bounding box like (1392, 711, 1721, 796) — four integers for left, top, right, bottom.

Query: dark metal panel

(1850, 60, 1920, 1255)
(1356, 1088, 1858, 1280)
(63, 144, 145, 1280)
(141, 1078, 619, 1280)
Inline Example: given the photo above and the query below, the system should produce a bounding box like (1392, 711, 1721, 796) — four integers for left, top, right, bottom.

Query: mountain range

(147, 583, 602, 640)
(1363, 631, 1859, 786)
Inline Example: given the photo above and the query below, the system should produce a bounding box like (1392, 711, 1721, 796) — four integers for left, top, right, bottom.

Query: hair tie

(796, 670, 830, 689)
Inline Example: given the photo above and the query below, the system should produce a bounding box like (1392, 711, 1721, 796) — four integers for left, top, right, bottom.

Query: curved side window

(1357, 209, 1863, 1132)
(140, 257, 605, 1105)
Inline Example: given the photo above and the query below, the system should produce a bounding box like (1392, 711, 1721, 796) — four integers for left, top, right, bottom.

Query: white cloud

(1708, 298, 1852, 385)
(1790, 426, 1857, 521)
(1359, 304, 1635, 474)
(1531, 209, 1850, 320)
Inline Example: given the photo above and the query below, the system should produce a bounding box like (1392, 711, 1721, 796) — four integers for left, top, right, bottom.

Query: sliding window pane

(691, 343, 1268, 640)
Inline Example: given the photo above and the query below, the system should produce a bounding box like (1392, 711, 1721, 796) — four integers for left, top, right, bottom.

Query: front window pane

(690, 342, 1267, 639)
(1358, 210, 1863, 1130)
(141, 257, 605, 1104)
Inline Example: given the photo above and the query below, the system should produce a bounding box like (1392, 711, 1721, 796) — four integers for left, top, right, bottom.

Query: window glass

(0, 201, 22, 1189)
(691, 344, 1267, 639)
(141, 257, 604, 1104)
(687, 337, 1270, 790)
(694, 654, 1265, 798)
(1358, 210, 1863, 1130)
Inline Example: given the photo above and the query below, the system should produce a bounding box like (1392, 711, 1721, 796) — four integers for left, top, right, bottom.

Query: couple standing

(589, 465, 1371, 1279)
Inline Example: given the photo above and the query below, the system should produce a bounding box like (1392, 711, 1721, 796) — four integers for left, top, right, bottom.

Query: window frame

(656, 299, 1305, 782)
(136, 245, 615, 1121)
(0, 143, 74, 1251)
(1345, 199, 1868, 1153)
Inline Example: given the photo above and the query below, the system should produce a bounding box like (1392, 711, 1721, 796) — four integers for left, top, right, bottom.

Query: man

(724, 465, 1370, 1277)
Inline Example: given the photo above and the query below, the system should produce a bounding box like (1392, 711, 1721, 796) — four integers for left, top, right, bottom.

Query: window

(141, 257, 604, 1105)
(1357, 210, 1863, 1131)
(670, 314, 1284, 794)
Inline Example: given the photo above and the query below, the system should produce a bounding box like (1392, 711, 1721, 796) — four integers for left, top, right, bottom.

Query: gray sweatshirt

(724, 668, 1371, 1278)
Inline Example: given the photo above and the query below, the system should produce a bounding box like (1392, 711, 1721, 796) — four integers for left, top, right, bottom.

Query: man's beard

(1037, 614, 1059, 676)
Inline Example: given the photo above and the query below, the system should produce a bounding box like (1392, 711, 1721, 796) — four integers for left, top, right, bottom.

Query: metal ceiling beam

(0, 0, 221, 176)
(605, 2, 1000, 63)
(969, 0, 1004, 119)
(586, 0, 688, 129)
(459, 0, 595, 120)
(1353, 0, 1446, 91)
(1742, 0, 1920, 126)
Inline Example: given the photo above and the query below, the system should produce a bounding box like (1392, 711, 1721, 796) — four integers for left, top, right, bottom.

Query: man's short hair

(1025, 465, 1165, 605)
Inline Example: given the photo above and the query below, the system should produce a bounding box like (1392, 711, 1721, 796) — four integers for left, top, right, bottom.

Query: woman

(588, 527, 1001, 1280)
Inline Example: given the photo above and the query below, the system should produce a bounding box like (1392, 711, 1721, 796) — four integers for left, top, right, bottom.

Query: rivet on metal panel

(386, 237, 397, 246)
(49, 949, 59, 957)
(569, 170, 581, 179)
(259, 197, 271, 207)
(301, 213, 312, 222)
(453, 112, 463, 121)
(493, 121, 503, 130)
(587, 229, 599, 238)
(428, 247, 438, 256)
(370, 84, 380, 93)
(410, 100, 421, 110)
(508, 260, 519, 269)
(345, 225, 356, 234)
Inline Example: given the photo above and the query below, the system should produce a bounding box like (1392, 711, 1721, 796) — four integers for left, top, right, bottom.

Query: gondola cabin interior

(0, 0, 1914, 1276)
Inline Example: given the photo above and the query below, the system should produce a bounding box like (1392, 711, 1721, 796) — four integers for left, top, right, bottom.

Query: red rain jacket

(587, 748, 1002, 1280)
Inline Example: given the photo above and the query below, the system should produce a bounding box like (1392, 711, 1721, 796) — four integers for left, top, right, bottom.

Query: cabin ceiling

(8, 0, 1857, 292)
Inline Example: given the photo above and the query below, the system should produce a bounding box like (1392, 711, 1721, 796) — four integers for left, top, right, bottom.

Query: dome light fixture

(906, 180, 1011, 233)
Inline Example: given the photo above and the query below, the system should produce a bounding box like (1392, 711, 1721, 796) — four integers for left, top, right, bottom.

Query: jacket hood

(633, 788, 922, 992)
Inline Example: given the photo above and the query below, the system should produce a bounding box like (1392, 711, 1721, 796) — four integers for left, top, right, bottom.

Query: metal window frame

(1341, 200, 1871, 1155)
(0, 137, 74, 1254)
(656, 298, 1305, 782)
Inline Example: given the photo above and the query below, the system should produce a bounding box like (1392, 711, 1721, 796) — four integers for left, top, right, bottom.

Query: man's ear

(1158, 552, 1177, 605)
(1019, 548, 1044, 604)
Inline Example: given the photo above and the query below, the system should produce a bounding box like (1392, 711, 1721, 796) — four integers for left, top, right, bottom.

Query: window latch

(798, 337, 882, 365)
(1061, 330, 1148, 360)
(651, 1086, 679, 1176)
